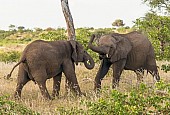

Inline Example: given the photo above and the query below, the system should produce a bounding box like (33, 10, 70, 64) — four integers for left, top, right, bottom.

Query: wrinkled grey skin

(8, 40, 95, 99)
(88, 31, 160, 90)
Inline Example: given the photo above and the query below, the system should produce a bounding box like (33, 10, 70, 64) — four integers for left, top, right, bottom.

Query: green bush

(134, 13, 170, 61)
(0, 51, 21, 63)
(161, 64, 170, 73)
(40, 28, 67, 41)
(0, 95, 39, 115)
(57, 82, 170, 115)
(75, 28, 100, 63)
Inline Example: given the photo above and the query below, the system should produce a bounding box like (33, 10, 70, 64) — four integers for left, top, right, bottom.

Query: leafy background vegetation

(0, 0, 170, 114)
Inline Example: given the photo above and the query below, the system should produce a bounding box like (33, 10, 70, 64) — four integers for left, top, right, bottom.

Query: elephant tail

(6, 57, 26, 79)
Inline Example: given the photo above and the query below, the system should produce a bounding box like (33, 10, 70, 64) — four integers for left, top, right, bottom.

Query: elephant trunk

(88, 34, 107, 54)
(83, 51, 95, 69)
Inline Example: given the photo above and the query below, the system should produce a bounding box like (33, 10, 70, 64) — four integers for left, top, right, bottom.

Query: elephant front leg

(52, 72, 62, 98)
(112, 59, 126, 89)
(94, 58, 112, 91)
(63, 61, 82, 96)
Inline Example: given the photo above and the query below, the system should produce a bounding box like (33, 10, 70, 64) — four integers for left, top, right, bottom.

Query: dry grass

(0, 61, 170, 114)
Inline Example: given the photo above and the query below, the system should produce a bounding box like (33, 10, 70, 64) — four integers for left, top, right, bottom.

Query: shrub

(57, 82, 170, 115)
(0, 51, 21, 63)
(161, 64, 170, 73)
(40, 28, 67, 41)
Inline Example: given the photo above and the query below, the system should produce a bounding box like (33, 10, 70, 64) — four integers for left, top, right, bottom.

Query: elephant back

(125, 31, 152, 69)
(125, 31, 150, 49)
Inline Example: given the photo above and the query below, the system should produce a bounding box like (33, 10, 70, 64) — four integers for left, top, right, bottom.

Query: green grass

(0, 95, 39, 115)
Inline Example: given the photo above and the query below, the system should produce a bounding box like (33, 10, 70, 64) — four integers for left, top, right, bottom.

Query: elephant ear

(70, 40, 78, 65)
(109, 35, 132, 63)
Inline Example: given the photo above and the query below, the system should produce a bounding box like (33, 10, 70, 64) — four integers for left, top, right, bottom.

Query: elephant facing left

(7, 40, 95, 100)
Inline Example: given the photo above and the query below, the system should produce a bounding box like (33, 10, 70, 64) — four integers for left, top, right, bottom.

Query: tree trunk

(61, 0, 76, 40)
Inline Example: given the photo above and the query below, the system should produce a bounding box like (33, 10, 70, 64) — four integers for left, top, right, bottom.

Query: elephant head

(88, 34, 132, 62)
(70, 40, 95, 69)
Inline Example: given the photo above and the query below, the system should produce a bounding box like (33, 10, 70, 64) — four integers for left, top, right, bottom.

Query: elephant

(7, 39, 95, 99)
(88, 31, 160, 90)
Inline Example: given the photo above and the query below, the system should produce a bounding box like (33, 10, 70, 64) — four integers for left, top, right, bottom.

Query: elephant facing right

(88, 31, 160, 90)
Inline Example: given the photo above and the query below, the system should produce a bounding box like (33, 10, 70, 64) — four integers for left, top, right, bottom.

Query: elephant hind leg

(37, 80, 51, 100)
(14, 65, 30, 99)
(146, 64, 160, 82)
(64, 78, 72, 96)
(146, 55, 160, 81)
(112, 59, 126, 89)
(52, 72, 62, 98)
(32, 70, 51, 100)
(148, 69, 160, 82)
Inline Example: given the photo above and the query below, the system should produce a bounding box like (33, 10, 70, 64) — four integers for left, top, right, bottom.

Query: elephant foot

(42, 94, 52, 100)
(73, 91, 85, 97)
(40, 91, 52, 100)
(52, 91, 59, 97)
(77, 92, 86, 97)
(51, 94, 60, 100)
(94, 83, 102, 91)
(64, 90, 85, 98)
(112, 83, 119, 89)
(51, 95, 59, 99)
(14, 92, 21, 100)
(93, 87, 101, 97)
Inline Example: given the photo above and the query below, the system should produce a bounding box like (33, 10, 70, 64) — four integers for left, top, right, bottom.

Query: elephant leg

(65, 62, 75, 95)
(64, 78, 72, 96)
(112, 59, 126, 89)
(37, 80, 51, 100)
(33, 71, 51, 100)
(134, 68, 144, 86)
(14, 65, 30, 99)
(94, 58, 112, 90)
(52, 72, 62, 98)
(63, 61, 82, 96)
(146, 56, 160, 81)
(148, 70, 160, 82)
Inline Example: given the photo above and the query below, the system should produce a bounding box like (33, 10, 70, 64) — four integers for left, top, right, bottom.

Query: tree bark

(61, 0, 76, 40)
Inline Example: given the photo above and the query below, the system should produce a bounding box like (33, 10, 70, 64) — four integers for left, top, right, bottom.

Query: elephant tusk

(106, 54, 109, 58)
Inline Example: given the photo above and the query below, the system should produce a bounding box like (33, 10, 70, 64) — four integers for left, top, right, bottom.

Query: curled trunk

(88, 34, 107, 54)
(83, 51, 95, 69)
